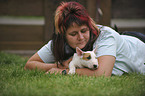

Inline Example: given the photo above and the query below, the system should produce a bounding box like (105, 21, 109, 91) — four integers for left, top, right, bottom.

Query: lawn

(0, 52, 145, 96)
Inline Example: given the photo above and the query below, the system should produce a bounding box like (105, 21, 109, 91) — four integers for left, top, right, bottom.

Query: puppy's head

(76, 47, 98, 70)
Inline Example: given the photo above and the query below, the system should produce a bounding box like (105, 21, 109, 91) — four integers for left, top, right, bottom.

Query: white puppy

(68, 47, 98, 75)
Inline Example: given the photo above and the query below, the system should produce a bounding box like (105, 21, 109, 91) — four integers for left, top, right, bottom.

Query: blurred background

(0, 0, 145, 56)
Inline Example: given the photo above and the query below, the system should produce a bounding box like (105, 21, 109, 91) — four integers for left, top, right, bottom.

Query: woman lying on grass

(24, 1, 145, 76)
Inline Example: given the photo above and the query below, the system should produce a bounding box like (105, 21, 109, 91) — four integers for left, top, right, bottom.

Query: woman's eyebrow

(68, 27, 88, 34)
(69, 31, 78, 34)
(81, 27, 88, 30)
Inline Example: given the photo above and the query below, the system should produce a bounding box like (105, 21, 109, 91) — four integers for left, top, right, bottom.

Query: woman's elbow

(24, 61, 31, 70)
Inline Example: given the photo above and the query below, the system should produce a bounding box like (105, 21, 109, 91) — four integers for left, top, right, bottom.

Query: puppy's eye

(87, 55, 91, 60)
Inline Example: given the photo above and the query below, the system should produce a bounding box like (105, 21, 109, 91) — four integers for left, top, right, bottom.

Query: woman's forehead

(67, 23, 88, 31)
(71, 22, 87, 27)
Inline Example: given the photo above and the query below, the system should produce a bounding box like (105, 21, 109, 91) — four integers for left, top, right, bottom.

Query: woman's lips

(77, 40, 86, 45)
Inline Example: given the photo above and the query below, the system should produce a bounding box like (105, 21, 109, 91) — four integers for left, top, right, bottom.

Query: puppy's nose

(93, 65, 97, 68)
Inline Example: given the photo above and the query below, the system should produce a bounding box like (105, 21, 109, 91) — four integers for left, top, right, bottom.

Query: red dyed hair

(53, 1, 100, 64)
(55, 1, 99, 36)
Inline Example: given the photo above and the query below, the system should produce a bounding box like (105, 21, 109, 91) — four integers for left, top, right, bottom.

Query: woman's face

(65, 23, 90, 49)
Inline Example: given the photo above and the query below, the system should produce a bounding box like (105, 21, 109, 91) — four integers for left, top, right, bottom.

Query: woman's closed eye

(69, 31, 77, 36)
(81, 28, 89, 33)
(68, 28, 89, 36)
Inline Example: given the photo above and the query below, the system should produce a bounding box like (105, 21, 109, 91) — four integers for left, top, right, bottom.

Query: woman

(24, 1, 145, 76)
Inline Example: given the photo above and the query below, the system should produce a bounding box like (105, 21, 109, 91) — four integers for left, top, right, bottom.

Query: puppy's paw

(68, 70, 75, 75)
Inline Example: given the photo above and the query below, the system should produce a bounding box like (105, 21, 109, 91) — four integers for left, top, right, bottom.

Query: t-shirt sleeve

(93, 26, 117, 58)
(37, 40, 55, 63)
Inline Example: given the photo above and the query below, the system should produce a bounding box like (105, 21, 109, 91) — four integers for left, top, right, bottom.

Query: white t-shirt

(38, 25, 145, 76)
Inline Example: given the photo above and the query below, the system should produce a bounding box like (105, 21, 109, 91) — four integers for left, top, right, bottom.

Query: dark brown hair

(52, 1, 100, 64)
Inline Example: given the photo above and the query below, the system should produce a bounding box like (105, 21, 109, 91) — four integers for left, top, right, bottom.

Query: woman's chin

(76, 45, 86, 49)
(70, 43, 86, 49)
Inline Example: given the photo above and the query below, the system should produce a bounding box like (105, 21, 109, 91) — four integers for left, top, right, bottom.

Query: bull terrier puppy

(68, 46, 98, 75)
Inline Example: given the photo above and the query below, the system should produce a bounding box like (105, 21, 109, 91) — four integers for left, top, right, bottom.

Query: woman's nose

(78, 32, 84, 40)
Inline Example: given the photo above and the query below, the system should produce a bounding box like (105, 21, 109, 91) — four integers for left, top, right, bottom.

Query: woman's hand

(46, 57, 73, 75)
(46, 68, 63, 74)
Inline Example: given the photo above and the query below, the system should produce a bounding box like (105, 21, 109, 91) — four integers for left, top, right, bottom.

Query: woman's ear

(76, 47, 83, 56)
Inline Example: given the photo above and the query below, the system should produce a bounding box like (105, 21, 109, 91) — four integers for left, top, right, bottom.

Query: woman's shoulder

(97, 25, 121, 41)
(37, 40, 55, 63)
(96, 25, 117, 39)
(93, 25, 119, 48)
(97, 25, 117, 34)
(37, 40, 53, 58)
(42, 40, 53, 50)
(47, 40, 52, 45)
(93, 25, 118, 57)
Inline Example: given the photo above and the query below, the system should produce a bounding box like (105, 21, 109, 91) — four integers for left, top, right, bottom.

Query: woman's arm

(47, 55, 115, 77)
(24, 53, 68, 71)
(74, 55, 115, 77)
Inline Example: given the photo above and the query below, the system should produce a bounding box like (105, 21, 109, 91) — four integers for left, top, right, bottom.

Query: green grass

(0, 52, 145, 96)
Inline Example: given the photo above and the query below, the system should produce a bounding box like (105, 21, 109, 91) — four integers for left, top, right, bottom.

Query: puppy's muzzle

(91, 64, 98, 70)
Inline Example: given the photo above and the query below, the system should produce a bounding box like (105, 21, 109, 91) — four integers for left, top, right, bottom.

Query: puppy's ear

(76, 47, 83, 56)
(93, 45, 97, 53)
